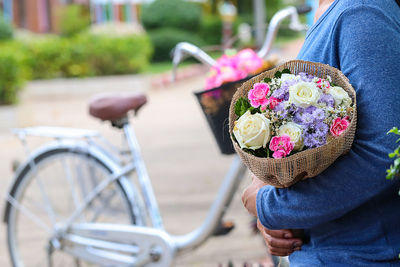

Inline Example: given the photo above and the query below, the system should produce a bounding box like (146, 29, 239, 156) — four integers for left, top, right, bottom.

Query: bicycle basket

(194, 75, 259, 155)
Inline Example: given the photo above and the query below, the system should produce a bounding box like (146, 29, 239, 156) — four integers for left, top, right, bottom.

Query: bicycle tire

(6, 147, 140, 267)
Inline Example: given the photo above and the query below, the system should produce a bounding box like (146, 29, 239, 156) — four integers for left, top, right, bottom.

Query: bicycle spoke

(61, 157, 81, 211)
(7, 148, 138, 267)
(89, 189, 118, 222)
(35, 173, 57, 225)
(6, 193, 52, 234)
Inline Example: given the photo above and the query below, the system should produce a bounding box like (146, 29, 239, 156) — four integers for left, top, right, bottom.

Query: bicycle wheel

(6, 147, 141, 267)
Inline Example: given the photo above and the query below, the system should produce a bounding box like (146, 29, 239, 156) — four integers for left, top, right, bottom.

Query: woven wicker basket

(229, 60, 357, 188)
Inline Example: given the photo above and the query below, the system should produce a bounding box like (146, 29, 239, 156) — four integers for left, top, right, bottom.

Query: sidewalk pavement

(0, 38, 304, 267)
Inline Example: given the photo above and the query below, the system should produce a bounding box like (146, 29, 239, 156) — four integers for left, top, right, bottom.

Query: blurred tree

(237, 0, 286, 21)
(0, 15, 14, 41)
(58, 4, 91, 37)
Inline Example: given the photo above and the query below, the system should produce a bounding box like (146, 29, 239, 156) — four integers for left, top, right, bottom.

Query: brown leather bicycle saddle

(89, 93, 147, 121)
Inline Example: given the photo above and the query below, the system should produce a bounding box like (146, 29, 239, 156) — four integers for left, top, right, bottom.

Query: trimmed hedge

(22, 34, 153, 79)
(141, 0, 202, 32)
(0, 33, 153, 104)
(148, 28, 205, 62)
(0, 52, 24, 104)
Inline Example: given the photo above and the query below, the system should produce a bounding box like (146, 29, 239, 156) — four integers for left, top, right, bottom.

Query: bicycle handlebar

(295, 5, 313, 15)
(171, 5, 312, 81)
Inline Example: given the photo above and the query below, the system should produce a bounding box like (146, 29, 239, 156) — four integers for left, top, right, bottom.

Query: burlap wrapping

(229, 60, 357, 188)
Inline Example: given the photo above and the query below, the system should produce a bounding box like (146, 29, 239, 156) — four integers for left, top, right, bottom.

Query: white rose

(279, 122, 304, 151)
(289, 82, 321, 108)
(280, 74, 298, 83)
(233, 111, 271, 150)
(329, 86, 352, 107)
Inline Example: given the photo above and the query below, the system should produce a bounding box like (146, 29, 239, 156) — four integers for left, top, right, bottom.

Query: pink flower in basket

(330, 117, 350, 136)
(219, 65, 247, 83)
(216, 54, 235, 66)
(205, 68, 220, 90)
(268, 96, 282, 110)
(204, 49, 265, 90)
(248, 83, 270, 108)
(269, 135, 294, 159)
(235, 48, 264, 74)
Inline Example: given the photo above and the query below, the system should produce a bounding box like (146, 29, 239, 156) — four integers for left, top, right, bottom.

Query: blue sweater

(256, 0, 400, 266)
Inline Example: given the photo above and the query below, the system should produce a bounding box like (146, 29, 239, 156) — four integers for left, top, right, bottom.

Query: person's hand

(242, 175, 266, 216)
(257, 219, 303, 256)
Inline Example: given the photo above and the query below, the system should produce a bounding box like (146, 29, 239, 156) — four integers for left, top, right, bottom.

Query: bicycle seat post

(121, 117, 165, 229)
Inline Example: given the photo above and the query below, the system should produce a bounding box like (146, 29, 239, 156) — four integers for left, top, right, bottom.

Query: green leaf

(394, 158, 400, 167)
(264, 78, 271, 83)
(281, 68, 291, 74)
(389, 152, 397, 158)
(249, 106, 261, 114)
(234, 97, 251, 117)
(274, 71, 282, 78)
(387, 127, 400, 135)
(243, 147, 269, 158)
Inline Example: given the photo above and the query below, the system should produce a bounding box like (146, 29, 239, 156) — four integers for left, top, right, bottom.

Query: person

(242, 0, 400, 266)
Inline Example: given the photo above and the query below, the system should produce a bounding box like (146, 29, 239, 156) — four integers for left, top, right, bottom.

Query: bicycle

(3, 5, 310, 267)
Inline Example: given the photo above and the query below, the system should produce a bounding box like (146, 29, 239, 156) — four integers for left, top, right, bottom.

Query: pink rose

(268, 97, 282, 110)
(269, 135, 294, 159)
(248, 83, 270, 108)
(330, 117, 350, 137)
(234, 49, 264, 74)
(317, 78, 330, 89)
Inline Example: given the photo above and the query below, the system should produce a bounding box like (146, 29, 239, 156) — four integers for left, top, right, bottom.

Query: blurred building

(0, 0, 91, 32)
(90, 0, 151, 25)
(0, 0, 153, 33)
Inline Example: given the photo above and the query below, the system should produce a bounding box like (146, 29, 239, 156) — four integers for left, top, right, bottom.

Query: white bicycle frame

(5, 122, 248, 266)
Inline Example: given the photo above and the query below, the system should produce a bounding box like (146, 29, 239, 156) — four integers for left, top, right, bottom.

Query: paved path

(0, 39, 303, 266)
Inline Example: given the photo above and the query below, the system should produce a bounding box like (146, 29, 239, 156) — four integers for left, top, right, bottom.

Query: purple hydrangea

(298, 72, 314, 82)
(287, 104, 299, 115)
(273, 101, 288, 118)
(293, 108, 304, 124)
(302, 125, 328, 148)
(300, 112, 315, 125)
(318, 93, 335, 107)
(312, 108, 325, 121)
(315, 121, 329, 136)
(292, 106, 325, 126)
(291, 105, 328, 148)
(272, 79, 300, 100)
(271, 86, 288, 100)
(283, 92, 289, 101)
(305, 106, 317, 114)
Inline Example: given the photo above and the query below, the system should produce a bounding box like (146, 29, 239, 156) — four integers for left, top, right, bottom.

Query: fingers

(267, 246, 300, 257)
(264, 228, 294, 239)
(257, 220, 303, 257)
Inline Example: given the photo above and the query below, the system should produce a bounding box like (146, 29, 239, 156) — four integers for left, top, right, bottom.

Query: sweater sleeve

(257, 5, 400, 230)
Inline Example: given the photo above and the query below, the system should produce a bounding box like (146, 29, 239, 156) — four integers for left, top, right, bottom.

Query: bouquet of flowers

(229, 60, 357, 187)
